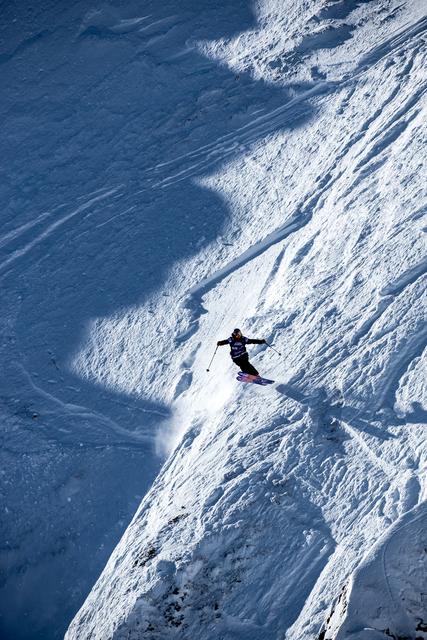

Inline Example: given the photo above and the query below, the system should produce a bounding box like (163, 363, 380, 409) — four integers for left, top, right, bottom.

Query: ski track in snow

(0, 187, 122, 277)
(18, 363, 155, 445)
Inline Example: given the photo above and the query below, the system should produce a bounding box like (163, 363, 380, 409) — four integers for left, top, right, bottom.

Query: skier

(217, 328, 266, 376)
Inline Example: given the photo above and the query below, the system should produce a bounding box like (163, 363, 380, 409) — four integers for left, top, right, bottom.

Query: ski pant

(232, 353, 259, 376)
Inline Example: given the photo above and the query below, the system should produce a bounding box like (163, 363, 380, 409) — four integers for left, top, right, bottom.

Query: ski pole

(265, 341, 282, 356)
(206, 345, 218, 372)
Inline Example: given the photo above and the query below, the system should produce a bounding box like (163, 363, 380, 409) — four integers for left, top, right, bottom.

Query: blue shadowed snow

(0, 1, 318, 639)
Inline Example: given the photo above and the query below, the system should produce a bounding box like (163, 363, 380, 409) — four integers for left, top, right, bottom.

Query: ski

(237, 373, 274, 385)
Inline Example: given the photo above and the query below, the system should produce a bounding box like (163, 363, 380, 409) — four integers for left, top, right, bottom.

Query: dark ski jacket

(217, 335, 265, 360)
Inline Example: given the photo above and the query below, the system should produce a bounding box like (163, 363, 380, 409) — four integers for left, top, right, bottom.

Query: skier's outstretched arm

(217, 339, 229, 346)
(246, 338, 266, 344)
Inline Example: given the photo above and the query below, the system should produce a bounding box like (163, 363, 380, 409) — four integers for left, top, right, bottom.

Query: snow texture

(1, 0, 426, 639)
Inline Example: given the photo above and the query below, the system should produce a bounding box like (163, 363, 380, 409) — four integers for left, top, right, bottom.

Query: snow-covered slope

(319, 502, 427, 639)
(2, 0, 272, 637)
(63, 1, 426, 639)
(2, 0, 426, 639)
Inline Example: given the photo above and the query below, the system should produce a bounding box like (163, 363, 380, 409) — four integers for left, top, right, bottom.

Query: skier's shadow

(275, 382, 398, 442)
(275, 382, 311, 406)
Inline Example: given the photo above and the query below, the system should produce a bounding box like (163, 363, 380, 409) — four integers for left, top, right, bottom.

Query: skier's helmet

(232, 328, 242, 338)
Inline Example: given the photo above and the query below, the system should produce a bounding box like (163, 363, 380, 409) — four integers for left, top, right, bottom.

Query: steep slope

(1, 1, 283, 638)
(65, 1, 427, 639)
(318, 502, 427, 639)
